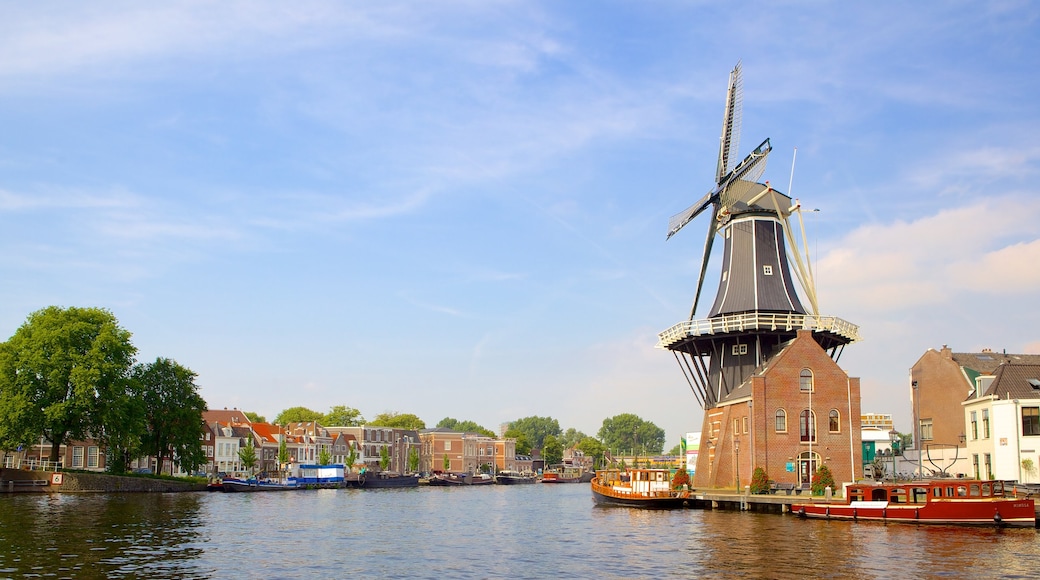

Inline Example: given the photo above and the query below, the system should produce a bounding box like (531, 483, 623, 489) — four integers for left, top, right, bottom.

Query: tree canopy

(597, 413, 665, 455)
(576, 436, 606, 469)
(370, 412, 425, 430)
(134, 357, 208, 475)
(244, 411, 266, 423)
(503, 428, 532, 455)
(436, 417, 495, 438)
(559, 427, 587, 449)
(322, 405, 365, 426)
(507, 416, 560, 450)
(542, 434, 563, 466)
(274, 406, 323, 425)
(0, 306, 137, 461)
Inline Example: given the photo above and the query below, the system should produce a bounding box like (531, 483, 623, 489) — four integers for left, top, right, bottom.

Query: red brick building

(695, 330, 862, 489)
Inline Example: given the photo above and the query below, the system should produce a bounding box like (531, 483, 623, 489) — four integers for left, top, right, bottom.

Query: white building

(962, 363, 1040, 482)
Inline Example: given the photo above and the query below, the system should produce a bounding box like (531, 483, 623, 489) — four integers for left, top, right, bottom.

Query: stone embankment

(0, 468, 207, 493)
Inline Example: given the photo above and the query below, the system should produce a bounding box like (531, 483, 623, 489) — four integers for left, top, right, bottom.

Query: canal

(1, 484, 1037, 578)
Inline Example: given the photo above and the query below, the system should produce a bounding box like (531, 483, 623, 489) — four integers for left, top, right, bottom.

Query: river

(1, 484, 1037, 578)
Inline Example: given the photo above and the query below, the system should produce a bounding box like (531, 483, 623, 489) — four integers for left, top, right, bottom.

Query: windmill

(658, 62, 858, 410)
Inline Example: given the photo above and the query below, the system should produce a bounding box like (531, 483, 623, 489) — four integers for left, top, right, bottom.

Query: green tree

(503, 428, 532, 455)
(318, 446, 332, 466)
(101, 375, 148, 474)
(750, 467, 770, 494)
(597, 413, 665, 456)
(345, 444, 358, 473)
(668, 443, 683, 456)
(408, 448, 420, 473)
(508, 416, 560, 450)
(239, 438, 258, 474)
(576, 437, 606, 469)
(0, 306, 137, 462)
(134, 357, 208, 475)
(322, 405, 365, 426)
(559, 427, 586, 449)
(370, 412, 426, 430)
(274, 406, 323, 425)
(542, 434, 563, 466)
(442, 452, 451, 472)
(278, 438, 289, 469)
(437, 417, 495, 438)
(812, 464, 835, 495)
(379, 446, 390, 470)
(244, 411, 266, 423)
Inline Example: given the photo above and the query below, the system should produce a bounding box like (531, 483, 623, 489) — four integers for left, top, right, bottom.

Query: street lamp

(889, 429, 900, 481)
(912, 380, 921, 479)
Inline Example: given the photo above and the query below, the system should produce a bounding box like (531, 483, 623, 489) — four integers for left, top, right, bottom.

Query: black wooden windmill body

(659, 62, 859, 410)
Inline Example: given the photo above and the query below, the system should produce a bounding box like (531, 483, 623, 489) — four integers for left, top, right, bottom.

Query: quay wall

(1, 468, 206, 493)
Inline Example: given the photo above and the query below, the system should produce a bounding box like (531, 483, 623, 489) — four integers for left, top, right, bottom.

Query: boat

(792, 479, 1036, 527)
(541, 465, 594, 484)
(590, 468, 690, 508)
(495, 470, 538, 485)
(348, 471, 420, 489)
(427, 472, 495, 486)
(220, 477, 300, 492)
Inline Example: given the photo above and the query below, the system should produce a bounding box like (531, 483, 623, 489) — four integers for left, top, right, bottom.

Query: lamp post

(889, 429, 900, 482)
(913, 380, 921, 479)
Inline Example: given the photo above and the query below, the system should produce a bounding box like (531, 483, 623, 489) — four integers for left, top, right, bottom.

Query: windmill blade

(689, 203, 720, 319)
(717, 138, 771, 207)
(716, 62, 743, 185)
(666, 190, 716, 239)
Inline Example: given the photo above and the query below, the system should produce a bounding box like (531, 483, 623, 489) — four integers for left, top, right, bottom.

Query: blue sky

(2, 1, 1038, 445)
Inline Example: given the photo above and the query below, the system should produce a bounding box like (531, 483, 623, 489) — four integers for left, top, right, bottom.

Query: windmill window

(829, 409, 840, 433)
(763, 265, 773, 276)
(731, 344, 748, 356)
(799, 369, 814, 392)
(775, 409, 787, 433)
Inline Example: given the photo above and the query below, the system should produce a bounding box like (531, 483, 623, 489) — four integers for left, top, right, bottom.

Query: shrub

(671, 468, 691, 490)
(811, 464, 835, 495)
(750, 467, 770, 494)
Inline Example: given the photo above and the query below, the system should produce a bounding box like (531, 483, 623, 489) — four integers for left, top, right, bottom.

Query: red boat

(793, 479, 1035, 527)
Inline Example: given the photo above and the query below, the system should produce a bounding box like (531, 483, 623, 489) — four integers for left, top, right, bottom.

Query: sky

(2, 1, 1038, 447)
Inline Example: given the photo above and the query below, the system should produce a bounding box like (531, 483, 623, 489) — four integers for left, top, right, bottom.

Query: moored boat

(792, 479, 1035, 527)
(590, 468, 690, 509)
(427, 472, 495, 486)
(348, 472, 420, 489)
(541, 465, 593, 484)
(220, 477, 300, 493)
(495, 470, 538, 485)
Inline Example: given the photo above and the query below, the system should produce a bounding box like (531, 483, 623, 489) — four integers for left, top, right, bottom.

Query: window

(984, 454, 992, 479)
(72, 446, 84, 468)
(775, 409, 787, 433)
(444, 441, 451, 451)
(982, 409, 990, 438)
(799, 410, 816, 442)
(734, 418, 740, 433)
(742, 417, 749, 434)
(920, 419, 933, 441)
(87, 446, 99, 469)
(763, 265, 773, 275)
(731, 344, 748, 356)
(970, 411, 977, 440)
(829, 410, 840, 433)
(799, 369, 814, 392)
(1023, 407, 1040, 436)
(972, 454, 980, 479)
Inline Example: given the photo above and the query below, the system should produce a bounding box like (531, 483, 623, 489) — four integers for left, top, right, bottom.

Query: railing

(657, 312, 860, 348)
(2, 458, 64, 472)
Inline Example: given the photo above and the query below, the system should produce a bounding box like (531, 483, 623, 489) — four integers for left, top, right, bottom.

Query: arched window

(799, 369, 814, 392)
(775, 409, 787, 433)
(800, 409, 816, 442)
(829, 409, 840, 433)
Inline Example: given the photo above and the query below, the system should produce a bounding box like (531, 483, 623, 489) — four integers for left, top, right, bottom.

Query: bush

(671, 468, 691, 490)
(811, 464, 835, 495)
(750, 467, 770, 494)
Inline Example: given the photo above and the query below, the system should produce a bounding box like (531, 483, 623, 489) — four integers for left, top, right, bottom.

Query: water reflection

(1, 486, 1037, 578)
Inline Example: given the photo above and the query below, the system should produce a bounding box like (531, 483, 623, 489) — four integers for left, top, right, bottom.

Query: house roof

(951, 351, 1040, 374)
(202, 409, 252, 426)
(981, 363, 1040, 400)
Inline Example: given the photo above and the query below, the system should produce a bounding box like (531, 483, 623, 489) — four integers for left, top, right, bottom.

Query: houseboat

(495, 470, 538, 485)
(590, 468, 690, 509)
(792, 479, 1035, 527)
(541, 465, 593, 484)
(427, 472, 494, 486)
(220, 477, 300, 492)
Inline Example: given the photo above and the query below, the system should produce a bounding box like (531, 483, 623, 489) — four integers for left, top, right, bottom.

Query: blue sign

(785, 462, 794, 472)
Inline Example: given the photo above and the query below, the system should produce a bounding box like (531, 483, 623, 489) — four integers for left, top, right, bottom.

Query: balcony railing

(657, 312, 860, 348)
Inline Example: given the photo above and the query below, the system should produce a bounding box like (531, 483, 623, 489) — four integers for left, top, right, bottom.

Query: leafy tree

(542, 434, 563, 466)
(322, 405, 365, 426)
(576, 437, 606, 469)
(508, 416, 560, 450)
(345, 444, 358, 473)
(101, 376, 148, 474)
(442, 452, 451, 471)
(134, 357, 208, 475)
(278, 438, 289, 468)
(408, 448, 419, 473)
(812, 464, 835, 496)
(274, 406, 323, 425)
(239, 438, 258, 474)
(559, 427, 586, 449)
(379, 446, 390, 470)
(0, 306, 136, 461)
(750, 467, 770, 494)
(370, 411, 426, 430)
(318, 446, 331, 466)
(244, 411, 266, 423)
(668, 443, 683, 456)
(597, 413, 665, 456)
(503, 428, 532, 455)
(436, 417, 495, 438)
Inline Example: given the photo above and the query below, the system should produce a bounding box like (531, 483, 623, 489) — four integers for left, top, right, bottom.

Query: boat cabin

(845, 480, 1009, 505)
